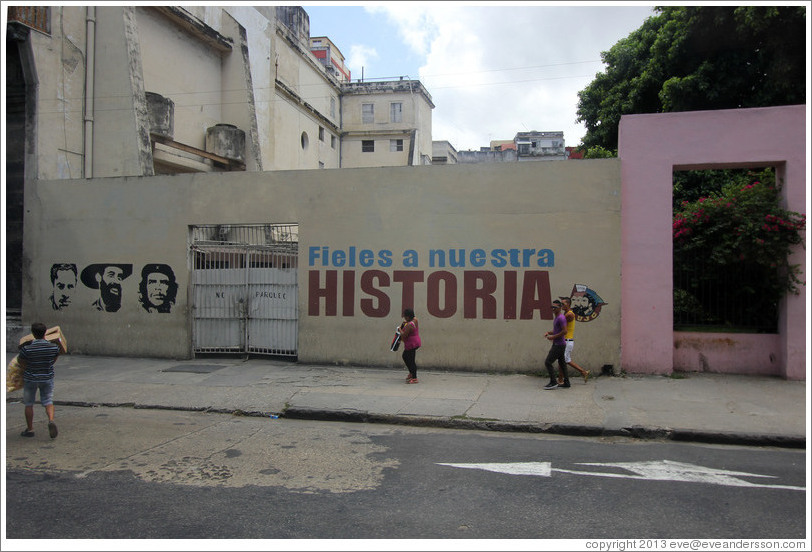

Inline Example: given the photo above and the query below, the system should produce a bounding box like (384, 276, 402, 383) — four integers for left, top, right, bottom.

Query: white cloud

(369, 3, 654, 150)
(347, 44, 379, 74)
(365, 4, 438, 56)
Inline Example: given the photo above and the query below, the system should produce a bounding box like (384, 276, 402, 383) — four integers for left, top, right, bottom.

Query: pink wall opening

(619, 105, 807, 380)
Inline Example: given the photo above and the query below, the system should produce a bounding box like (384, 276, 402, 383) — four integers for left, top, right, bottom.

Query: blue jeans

(23, 379, 54, 406)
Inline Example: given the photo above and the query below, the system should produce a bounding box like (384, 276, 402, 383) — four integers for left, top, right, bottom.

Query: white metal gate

(190, 224, 299, 357)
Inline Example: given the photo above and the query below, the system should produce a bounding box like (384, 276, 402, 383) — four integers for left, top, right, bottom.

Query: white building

(4, 5, 435, 310)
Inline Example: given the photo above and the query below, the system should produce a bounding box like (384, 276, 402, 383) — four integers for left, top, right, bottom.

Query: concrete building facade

(431, 141, 458, 165)
(514, 131, 566, 161)
(4, 5, 435, 309)
(309, 36, 351, 83)
(456, 131, 567, 163)
(341, 79, 435, 168)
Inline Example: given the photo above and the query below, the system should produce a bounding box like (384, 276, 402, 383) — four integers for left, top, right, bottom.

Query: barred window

(390, 139, 403, 152)
(362, 140, 375, 153)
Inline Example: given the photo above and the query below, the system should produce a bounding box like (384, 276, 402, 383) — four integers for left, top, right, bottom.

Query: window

(319, 127, 324, 141)
(390, 139, 403, 152)
(390, 102, 403, 123)
(331, 135, 336, 149)
(362, 103, 374, 124)
(362, 140, 375, 153)
(330, 97, 336, 118)
(301, 132, 309, 150)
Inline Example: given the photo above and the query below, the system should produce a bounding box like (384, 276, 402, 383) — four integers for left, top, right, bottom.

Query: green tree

(672, 169, 744, 211)
(576, 6, 806, 150)
(672, 169, 805, 331)
(573, 145, 617, 159)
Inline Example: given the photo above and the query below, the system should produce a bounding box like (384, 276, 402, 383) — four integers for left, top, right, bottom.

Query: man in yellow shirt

(558, 297, 591, 384)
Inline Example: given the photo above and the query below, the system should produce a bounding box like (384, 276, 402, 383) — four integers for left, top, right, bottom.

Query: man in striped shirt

(18, 322, 61, 439)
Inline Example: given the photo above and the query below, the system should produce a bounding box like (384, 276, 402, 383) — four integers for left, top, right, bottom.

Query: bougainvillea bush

(672, 168, 805, 331)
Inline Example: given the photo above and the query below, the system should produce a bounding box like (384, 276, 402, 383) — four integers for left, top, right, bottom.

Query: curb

(281, 406, 806, 449)
(7, 398, 805, 449)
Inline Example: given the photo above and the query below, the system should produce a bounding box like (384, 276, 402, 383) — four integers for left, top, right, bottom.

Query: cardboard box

(19, 325, 68, 354)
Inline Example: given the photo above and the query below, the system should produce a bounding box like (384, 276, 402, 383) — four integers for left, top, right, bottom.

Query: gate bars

(190, 224, 299, 357)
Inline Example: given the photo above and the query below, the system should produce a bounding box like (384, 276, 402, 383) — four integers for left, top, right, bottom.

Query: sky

(304, 2, 656, 151)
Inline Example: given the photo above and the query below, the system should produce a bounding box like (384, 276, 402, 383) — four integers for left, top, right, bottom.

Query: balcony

(8, 6, 50, 35)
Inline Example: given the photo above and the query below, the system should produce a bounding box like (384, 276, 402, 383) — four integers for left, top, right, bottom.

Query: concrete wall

(458, 150, 518, 164)
(272, 17, 341, 170)
(619, 105, 806, 380)
(21, 8, 86, 180)
(22, 161, 622, 373)
(137, 8, 224, 151)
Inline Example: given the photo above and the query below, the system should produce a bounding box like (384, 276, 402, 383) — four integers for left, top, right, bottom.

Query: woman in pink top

(400, 308, 421, 384)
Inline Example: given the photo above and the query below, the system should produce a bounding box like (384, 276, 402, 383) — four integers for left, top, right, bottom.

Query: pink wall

(673, 332, 782, 376)
(619, 105, 807, 380)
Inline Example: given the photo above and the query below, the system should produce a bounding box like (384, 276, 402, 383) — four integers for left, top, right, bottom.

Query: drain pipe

(83, 6, 96, 178)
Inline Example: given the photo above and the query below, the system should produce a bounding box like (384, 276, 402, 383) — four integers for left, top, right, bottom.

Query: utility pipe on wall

(83, 6, 96, 178)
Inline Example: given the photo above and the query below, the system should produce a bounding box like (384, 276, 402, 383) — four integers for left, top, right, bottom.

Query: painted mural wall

(21, 161, 622, 372)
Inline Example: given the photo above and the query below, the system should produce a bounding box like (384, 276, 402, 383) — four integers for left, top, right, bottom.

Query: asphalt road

(4, 406, 807, 542)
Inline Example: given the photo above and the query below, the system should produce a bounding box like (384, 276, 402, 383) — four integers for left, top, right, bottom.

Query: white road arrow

(437, 460, 804, 491)
(436, 462, 551, 477)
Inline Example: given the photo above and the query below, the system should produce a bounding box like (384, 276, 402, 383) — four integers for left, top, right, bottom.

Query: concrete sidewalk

(4, 353, 807, 448)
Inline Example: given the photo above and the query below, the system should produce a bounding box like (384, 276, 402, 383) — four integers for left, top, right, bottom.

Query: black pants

(402, 347, 418, 378)
(545, 343, 568, 384)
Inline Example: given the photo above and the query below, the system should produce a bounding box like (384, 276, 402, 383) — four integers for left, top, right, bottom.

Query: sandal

(20, 429, 34, 437)
(406, 378, 419, 384)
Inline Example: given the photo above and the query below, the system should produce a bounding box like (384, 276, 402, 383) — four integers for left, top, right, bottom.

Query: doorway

(190, 224, 299, 357)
